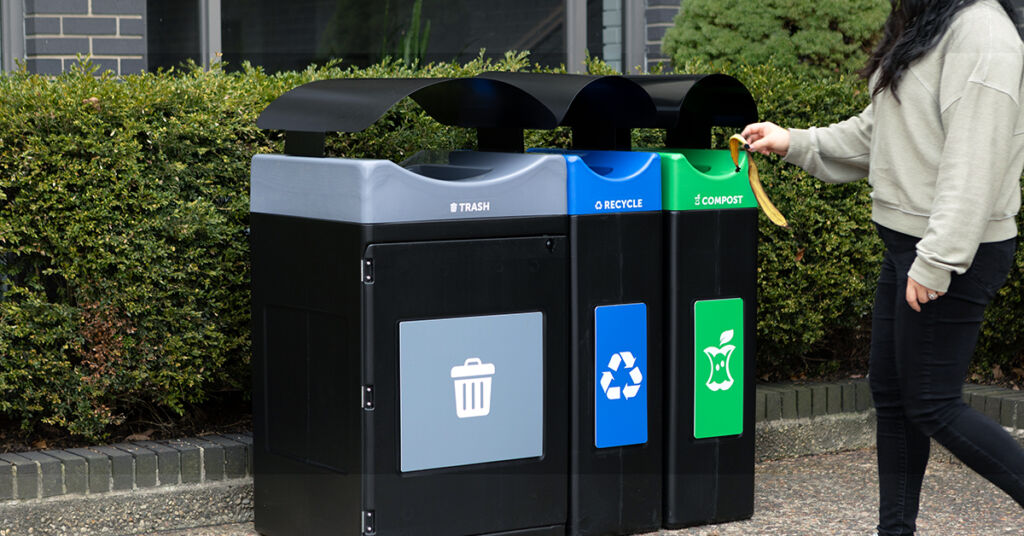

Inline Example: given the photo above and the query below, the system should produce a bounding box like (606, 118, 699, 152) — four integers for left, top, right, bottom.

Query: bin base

(482, 525, 564, 536)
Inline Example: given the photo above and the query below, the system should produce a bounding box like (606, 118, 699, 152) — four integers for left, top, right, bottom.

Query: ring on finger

(927, 292, 938, 300)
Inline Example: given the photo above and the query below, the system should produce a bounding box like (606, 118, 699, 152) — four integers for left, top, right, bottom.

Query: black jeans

(870, 225, 1024, 535)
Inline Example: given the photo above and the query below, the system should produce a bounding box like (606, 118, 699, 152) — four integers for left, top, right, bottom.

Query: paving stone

(763, 389, 782, 421)
(994, 393, 1024, 429)
(855, 381, 873, 411)
(983, 395, 1004, 421)
(204, 435, 248, 480)
(964, 386, 1003, 413)
(793, 386, 812, 419)
(811, 385, 828, 417)
(779, 387, 798, 420)
(113, 443, 157, 488)
(969, 393, 988, 412)
(221, 433, 253, 476)
(826, 384, 843, 414)
(184, 437, 226, 481)
(0, 453, 39, 499)
(90, 446, 134, 491)
(841, 382, 858, 413)
(66, 447, 111, 494)
(0, 458, 13, 500)
(41, 449, 87, 494)
(131, 441, 180, 486)
(19, 451, 62, 498)
(999, 394, 1019, 428)
(755, 389, 766, 422)
(164, 439, 202, 483)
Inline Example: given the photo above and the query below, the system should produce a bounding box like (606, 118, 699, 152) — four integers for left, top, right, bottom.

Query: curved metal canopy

(256, 72, 757, 155)
(625, 74, 758, 148)
(475, 72, 657, 127)
(256, 77, 558, 133)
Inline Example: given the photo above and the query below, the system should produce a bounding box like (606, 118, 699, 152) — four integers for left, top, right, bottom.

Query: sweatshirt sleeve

(909, 48, 1023, 293)
(782, 103, 873, 184)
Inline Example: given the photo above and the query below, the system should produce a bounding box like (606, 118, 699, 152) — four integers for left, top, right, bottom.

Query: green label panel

(658, 149, 758, 211)
(694, 298, 744, 439)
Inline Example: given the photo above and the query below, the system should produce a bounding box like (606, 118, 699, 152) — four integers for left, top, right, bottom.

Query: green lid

(657, 149, 757, 211)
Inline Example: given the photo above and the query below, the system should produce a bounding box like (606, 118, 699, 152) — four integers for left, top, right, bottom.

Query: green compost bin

(659, 147, 759, 527)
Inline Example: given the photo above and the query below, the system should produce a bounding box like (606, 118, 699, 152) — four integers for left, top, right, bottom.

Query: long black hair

(863, 0, 1023, 97)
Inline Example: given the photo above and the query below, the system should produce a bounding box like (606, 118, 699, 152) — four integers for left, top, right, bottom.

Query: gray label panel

(250, 152, 567, 223)
(399, 312, 544, 472)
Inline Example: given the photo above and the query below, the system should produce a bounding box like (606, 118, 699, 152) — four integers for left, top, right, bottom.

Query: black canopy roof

(256, 73, 757, 155)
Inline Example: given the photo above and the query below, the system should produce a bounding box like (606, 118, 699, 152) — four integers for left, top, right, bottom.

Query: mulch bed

(0, 391, 252, 454)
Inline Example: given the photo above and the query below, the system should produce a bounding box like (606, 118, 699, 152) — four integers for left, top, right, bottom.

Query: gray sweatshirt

(784, 0, 1024, 293)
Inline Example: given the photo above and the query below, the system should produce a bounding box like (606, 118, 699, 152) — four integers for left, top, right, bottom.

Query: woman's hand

(741, 122, 791, 157)
(906, 276, 945, 312)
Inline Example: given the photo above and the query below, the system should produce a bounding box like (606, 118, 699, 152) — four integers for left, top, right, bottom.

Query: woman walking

(742, 0, 1024, 534)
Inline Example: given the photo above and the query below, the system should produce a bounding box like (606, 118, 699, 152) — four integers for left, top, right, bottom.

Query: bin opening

(404, 164, 493, 181)
(661, 149, 745, 179)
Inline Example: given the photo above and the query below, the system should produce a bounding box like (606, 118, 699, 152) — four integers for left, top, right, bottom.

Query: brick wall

(644, 0, 678, 71)
(24, 0, 146, 75)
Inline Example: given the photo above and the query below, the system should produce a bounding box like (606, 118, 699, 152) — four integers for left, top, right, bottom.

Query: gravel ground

(161, 449, 1021, 536)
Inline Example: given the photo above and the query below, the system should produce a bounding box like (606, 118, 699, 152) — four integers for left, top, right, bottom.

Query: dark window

(220, 0, 567, 72)
(147, 0, 201, 71)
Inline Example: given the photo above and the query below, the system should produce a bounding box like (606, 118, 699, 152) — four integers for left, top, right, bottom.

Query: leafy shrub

(2, 51, 1021, 441)
(663, 0, 890, 76)
(0, 52, 539, 439)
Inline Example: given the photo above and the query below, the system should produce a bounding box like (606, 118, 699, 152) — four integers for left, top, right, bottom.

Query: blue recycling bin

(532, 149, 664, 536)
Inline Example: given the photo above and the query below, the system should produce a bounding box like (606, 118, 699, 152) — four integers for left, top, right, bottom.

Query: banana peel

(729, 134, 789, 228)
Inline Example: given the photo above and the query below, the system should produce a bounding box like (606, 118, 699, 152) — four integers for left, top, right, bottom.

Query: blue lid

(529, 149, 661, 215)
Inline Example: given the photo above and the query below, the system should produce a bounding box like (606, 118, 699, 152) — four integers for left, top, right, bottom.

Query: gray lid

(250, 151, 567, 223)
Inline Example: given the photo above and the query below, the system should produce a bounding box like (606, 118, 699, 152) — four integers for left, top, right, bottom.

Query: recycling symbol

(600, 351, 643, 400)
(594, 201, 603, 210)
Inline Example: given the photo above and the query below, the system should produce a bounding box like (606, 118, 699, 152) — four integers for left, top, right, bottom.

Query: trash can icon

(451, 358, 496, 419)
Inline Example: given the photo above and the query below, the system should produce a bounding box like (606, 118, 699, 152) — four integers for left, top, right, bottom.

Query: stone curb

(0, 433, 252, 502)
(756, 380, 1024, 429)
(1, 382, 1022, 533)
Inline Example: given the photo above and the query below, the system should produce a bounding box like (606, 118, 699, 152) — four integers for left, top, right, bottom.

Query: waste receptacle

(546, 149, 664, 536)
(626, 74, 759, 529)
(251, 117, 572, 536)
(250, 72, 761, 535)
(659, 147, 757, 527)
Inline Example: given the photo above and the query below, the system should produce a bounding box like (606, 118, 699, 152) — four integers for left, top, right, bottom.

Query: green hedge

(662, 0, 889, 77)
(1, 54, 1022, 439)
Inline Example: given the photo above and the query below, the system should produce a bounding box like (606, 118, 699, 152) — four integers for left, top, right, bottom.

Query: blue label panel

(528, 149, 662, 215)
(594, 303, 648, 448)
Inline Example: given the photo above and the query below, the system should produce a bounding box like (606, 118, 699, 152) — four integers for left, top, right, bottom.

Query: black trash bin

(628, 74, 760, 528)
(250, 79, 573, 536)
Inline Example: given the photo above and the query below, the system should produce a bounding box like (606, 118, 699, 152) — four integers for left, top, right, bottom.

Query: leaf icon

(720, 330, 734, 346)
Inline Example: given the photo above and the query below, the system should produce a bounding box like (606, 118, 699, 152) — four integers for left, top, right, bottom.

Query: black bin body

(536, 150, 664, 536)
(249, 152, 571, 536)
(660, 149, 757, 528)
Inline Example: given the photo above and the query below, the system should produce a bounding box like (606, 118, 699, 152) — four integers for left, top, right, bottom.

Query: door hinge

(361, 385, 374, 410)
(361, 258, 374, 283)
(362, 509, 376, 534)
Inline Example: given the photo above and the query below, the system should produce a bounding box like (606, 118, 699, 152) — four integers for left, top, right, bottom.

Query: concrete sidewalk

(168, 449, 1021, 536)
(5, 381, 1022, 535)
